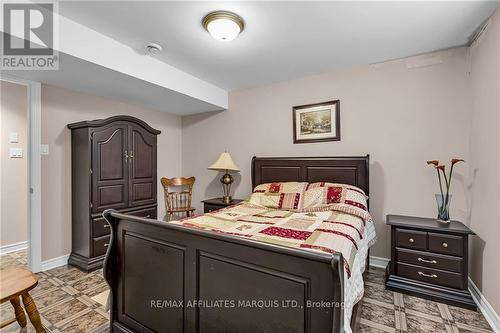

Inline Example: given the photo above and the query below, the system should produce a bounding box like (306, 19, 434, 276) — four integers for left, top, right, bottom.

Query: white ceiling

(59, 1, 499, 91)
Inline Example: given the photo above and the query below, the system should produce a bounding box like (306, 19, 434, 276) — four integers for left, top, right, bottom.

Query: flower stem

(436, 169, 444, 199)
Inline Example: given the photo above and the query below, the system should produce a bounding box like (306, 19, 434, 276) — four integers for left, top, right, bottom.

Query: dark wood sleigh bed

(102, 156, 370, 333)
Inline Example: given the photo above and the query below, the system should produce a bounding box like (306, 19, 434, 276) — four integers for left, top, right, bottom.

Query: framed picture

(293, 100, 340, 144)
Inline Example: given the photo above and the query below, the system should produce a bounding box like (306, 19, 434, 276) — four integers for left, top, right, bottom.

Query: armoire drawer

(93, 235, 110, 257)
(92, 206, 157, 237)
(92, 217, 110, 237)
(127, 207, 157, 220)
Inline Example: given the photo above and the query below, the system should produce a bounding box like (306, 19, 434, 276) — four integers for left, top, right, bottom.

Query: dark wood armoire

(67, 115, 161, 271)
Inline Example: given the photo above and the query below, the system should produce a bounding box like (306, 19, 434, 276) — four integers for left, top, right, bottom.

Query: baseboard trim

(0, 241, 28, 255)
(370, 256, 390, 269)
(469, 277, 500, 332)
(41, 254, 69, 271)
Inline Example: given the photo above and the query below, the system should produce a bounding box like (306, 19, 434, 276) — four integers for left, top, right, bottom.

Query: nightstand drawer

(428, 232, 463, 256)
(202, 198, 244, 214)
(397, 262, 464, 289)
(396, 248, 463, 273)
(395, 228, 427, 250)
(204, 204, 221, 213)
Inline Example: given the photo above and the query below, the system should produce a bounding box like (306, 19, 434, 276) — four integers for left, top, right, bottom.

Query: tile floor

(0, 250, 108, 333)
(0, 250, 493, 333)
(359, 268, 492, 333)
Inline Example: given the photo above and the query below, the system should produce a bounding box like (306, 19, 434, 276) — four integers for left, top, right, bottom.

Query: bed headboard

(251, 155, 370, 196)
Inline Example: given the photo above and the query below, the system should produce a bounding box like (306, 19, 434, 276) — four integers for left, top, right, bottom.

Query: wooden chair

(161, 177, 196, 221)
(0, 266, 46, 332)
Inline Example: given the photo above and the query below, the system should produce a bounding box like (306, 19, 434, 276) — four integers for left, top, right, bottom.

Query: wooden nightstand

(202, 198, 244, 213)
(385, 214, 476, 310)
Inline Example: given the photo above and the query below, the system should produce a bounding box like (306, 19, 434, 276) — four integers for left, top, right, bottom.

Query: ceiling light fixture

(202, 11, 244, 42)
(145, 42, 163, 55)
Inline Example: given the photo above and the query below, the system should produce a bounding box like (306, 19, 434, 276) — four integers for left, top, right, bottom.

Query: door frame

(0, 73, 42, 272)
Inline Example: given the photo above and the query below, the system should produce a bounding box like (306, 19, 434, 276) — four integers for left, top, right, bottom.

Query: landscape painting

(293, 100, 340, 143)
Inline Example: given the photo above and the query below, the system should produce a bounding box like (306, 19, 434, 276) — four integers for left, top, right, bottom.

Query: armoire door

(91, 124, 129, 212)
(128, 124, 157, 207)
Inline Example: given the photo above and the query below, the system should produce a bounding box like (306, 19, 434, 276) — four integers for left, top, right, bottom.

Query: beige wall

(182, 47, 471, 260)
(468, 7, 500, 315)
(0, 81, 28, 247)
(41, 84, 182, 261)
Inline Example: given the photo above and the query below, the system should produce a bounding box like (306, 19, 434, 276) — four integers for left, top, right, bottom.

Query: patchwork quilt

(171, 202, 376, 277)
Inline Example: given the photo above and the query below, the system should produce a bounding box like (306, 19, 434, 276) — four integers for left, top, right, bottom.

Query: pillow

(305, 182, 368, 198)
(249, 182, 308, 210)
(302, 182, 370, 222)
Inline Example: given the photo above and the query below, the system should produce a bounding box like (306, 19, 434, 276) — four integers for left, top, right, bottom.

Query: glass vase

(435, 194, 451, 223)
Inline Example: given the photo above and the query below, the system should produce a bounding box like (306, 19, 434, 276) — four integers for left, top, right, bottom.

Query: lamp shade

(208, 152, 240, 172)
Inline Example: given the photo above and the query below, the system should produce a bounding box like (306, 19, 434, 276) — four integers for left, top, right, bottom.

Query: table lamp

(208, 152, 240, 204)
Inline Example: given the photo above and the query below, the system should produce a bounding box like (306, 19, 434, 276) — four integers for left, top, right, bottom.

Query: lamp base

(222, 195, 232, 204)
(220, 171, 234, 205)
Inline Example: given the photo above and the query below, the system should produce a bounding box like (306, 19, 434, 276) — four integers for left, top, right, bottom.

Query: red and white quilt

(171, 201, 376, 277)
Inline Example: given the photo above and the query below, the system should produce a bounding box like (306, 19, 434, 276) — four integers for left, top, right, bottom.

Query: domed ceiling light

(202, 11, 245, 42)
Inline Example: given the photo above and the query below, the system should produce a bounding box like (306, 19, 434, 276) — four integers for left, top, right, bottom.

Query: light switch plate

(41, 144, 49, 155)
(9, 148, 23, 158)
(9, 132, 19, 143)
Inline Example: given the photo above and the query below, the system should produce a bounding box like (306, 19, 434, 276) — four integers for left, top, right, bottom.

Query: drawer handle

(418, 271, 437, 278)
(104, 224, 110, 228)
(104, 243, 109, 247)
(144, 214, 151, 218)
(408, 238, 415, 243)
(442, 242, 448, 248)
(418, 258, 437, 264)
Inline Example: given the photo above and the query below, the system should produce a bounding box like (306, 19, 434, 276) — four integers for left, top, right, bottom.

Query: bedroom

(0, 1, 499, 332)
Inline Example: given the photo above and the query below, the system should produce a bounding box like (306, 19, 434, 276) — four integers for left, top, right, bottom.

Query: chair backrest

(160, 177, 195, 212)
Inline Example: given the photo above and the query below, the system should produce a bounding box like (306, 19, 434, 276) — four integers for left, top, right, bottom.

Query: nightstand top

(386, 214, 474, 235)
(201, 198, 244, 206)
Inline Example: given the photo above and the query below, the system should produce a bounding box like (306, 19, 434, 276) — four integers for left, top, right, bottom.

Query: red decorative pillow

(268, 183, 282, 193)
(326, 186, 343, 204)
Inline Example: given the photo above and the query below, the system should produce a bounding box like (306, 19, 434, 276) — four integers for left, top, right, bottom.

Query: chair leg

(21, 293, 46, 333)
(10, 296, 27, 328)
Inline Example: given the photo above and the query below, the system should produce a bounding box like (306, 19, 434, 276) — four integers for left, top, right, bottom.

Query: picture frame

(292, 100, 340, 144)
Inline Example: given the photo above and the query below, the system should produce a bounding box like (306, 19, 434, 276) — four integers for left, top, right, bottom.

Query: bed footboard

(103, 210, 346, 333)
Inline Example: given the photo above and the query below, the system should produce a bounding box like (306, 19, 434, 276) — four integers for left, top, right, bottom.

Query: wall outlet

(9, 132, 19, 143)
(41, 144, 49, 155)
(9, 148, 23, 158)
